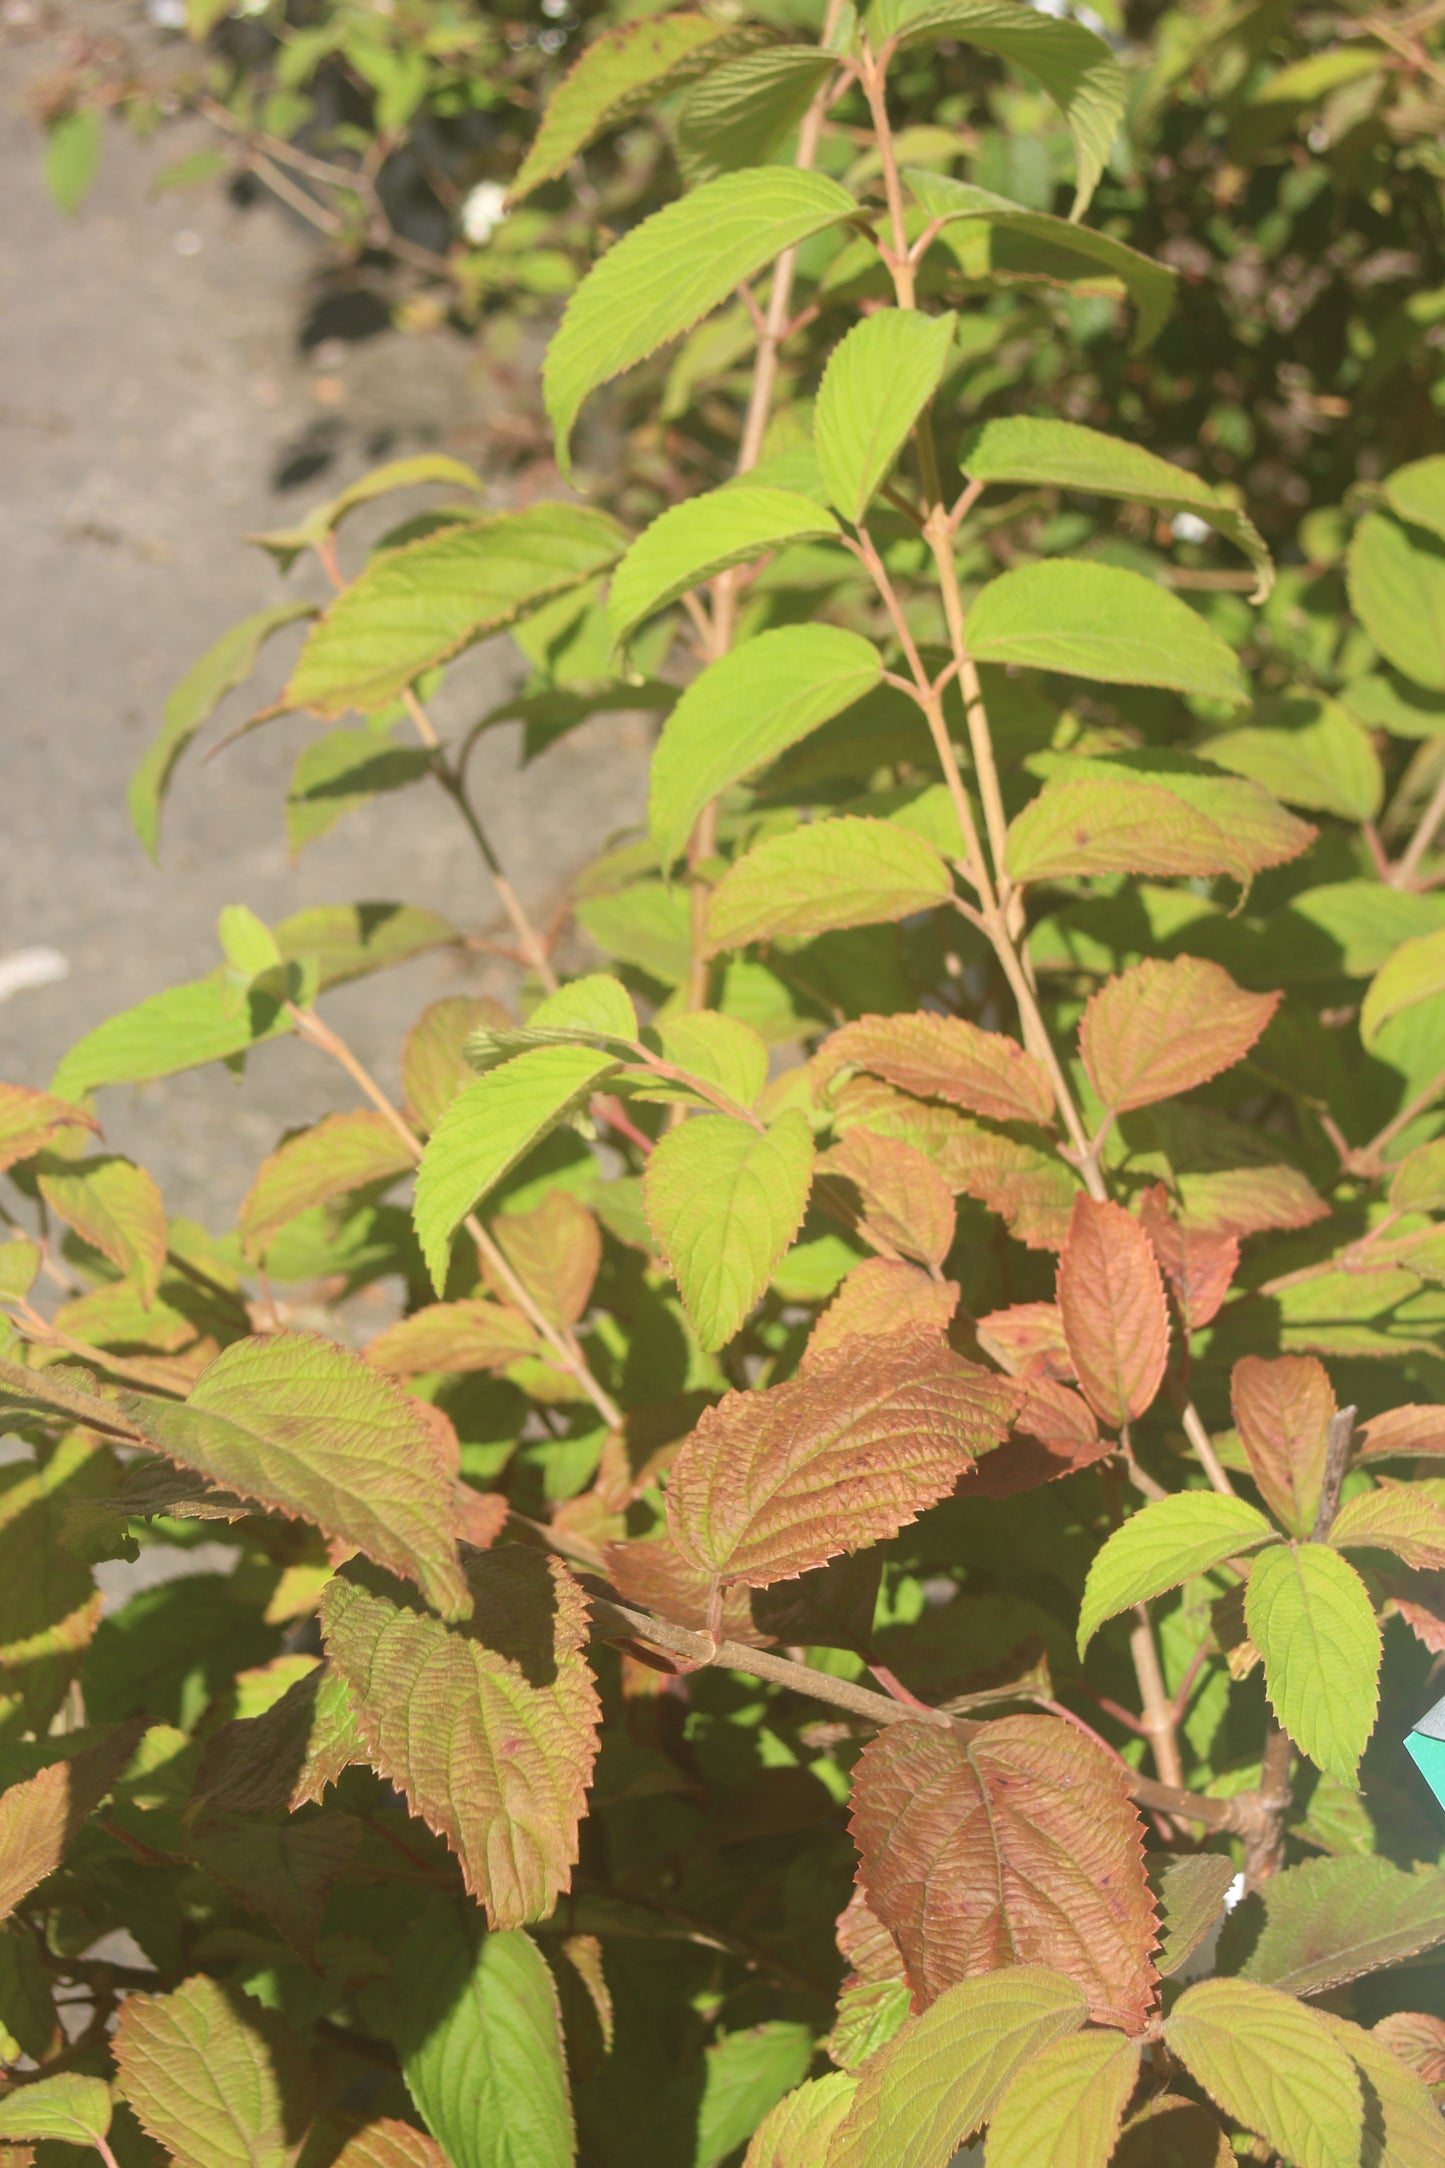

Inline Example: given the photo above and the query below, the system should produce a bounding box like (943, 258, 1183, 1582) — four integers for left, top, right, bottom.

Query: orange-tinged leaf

(1005, 771, 1315, 890)
(936, 1121, 1084, 1250)
(813, 1013, 1054, 1128)
(403, 996, 514, 1132)
(665, 1331, 1017, 1587)
(238, 1112, 415, 1259)
(1138, 1185, 1238, 1332)
(0, 1718, 145, 1920)
(817, 1130, 956, 1271)
(603, 1533, 766, 1645)
(113, 1973, 314, 2168)
(190, 1663, 362, 1819)
(366, 1299, 541, 1375)
(328, 2121, 448, 2168)
(836, 1884, 907, 1985)
(850, 1714, 1158, 2030)
(320, 1548, 600, 1929)
(1359, 1404, 1445, 1461)
(803, 1259, 958, 1372)
(1329, 1484, 1445, 1570)
(1057, 1197, 1169, 1428)
(37, 1154, 167, 1306)
(959, 1376, 1108, 1499)
(119, 1331, 471, 1621)
(0, 1083, 97, 1172)
(488, 1190, 601, 1328)
(1230, 1354, 1335, 1537)
(975, 1302, 1073, 1380)
(1372, 2010, 1445, 2085)
(1079, 957, 1278, 1115)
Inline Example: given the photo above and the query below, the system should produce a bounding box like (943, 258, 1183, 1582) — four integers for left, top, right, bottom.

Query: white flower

(461, 179, 509, 247)
(1171, 510, 1212, 545)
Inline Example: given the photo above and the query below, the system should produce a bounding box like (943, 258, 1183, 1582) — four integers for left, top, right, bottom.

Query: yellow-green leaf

(814, 309, 958, 525)
(1164, 1978, 1362, 2168)
(114, 1973, 315, 2168)
(608, 487, 840, 652)
(1245, 1541, 1381, 1787)
(706, 817, 951, 953)
(985, 2029, 1140, 2168)
(643, 1109, 813, 1350)
(964, 562, 1247, 705)
(1078, 1494, 1276, 1654)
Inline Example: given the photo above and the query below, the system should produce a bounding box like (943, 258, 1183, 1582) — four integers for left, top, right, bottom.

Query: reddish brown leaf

(817, 1129, 956, 1271)
(1383, 1573, 1445, 1655)
(959, 1378, 1109, 1500)
(366, 1299, 541, 1375)
(189, 1664, 362, 1820)
(836, 1883, 907, 1985)
(1138, 1185, 1238, 1332)
(402, 995, 510, 1133)
(603, 1533, 766, 1646)
(0, 1718, 146, 1920)
(975, 1303, 1074, 1381)
(813, 1011, 1055, 1127)
(0, 1083, 97, 1173)
(487, 1191, 602, 1328)
(1080, 958, 1278, 1115)
(850, 1714, 1157, 2030)
(453, 1485, 509, 1552)
(1056, 1197, 1169, 1429)
(1372, 2011, 1445, 2085)
(238, 1111, 416, 1260)
(665, 1331, 1018, 1587)
(1359, 1405, 1445, 1462)
(803, 1259, 958, 1372)
(1230, 1354, 1335, 1536)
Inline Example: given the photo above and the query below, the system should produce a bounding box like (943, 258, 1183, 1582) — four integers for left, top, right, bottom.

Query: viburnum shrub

(8, 5, 1445, 2165)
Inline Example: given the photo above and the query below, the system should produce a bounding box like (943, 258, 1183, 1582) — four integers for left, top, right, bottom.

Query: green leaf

(1384, 454, 1445, 544)
(387, 1904, 574, 2168)
(1244, 1542, 1381, 1787)
(467, 975, 639, 1072)
(1164, 1978, 1363, 2168)
(905, 170, 1174, 348)
(0, 1082, 97, 1172)
(1153, 1854, 1238, 1978)
(690, 2026, 817, 2168)
(114, 1973, 315, 2168)
(963, 562, 1247, 705)
(321, 1550, 600, 1928)
(1319, 2010, 1445, 2168)
(643, 1109, 813, 1350)
(742, 2071, 857, 2168)
(1341, 670, 1445, 741)
(607, 488, 841, 653)
(413, 1044, 620, 1292)
(642, 1010, 770, 1112)
(814, 309, 958, 525)
(985, 2029, 1140, 2168)
(118, 1330, 471, 1621)
(509, 11, 767, 201)
(1238, 1856, 1445, 1998)
(1077, 1494, 1275, 1654)
(287, 507, 628, 717)
(543, 168, 858, 480)
(130, 602, 315, 860)
(870, 0, 1124, 215)
(187, 1811, 362, 1965)
(1348, 513, 1445, 693)
(675, 46, 835, 188)
(274, 901, 460, 990)
(36, 1155, 167, 1305)
(575, 883, 693, 985)
(1204, 693, 1383, 822)
(44, 108, 100, 215)
(958, 417, 1272, 597)
(285, 726, 433, 857)
(239, 1111, 416, 1259)
(649, 628, 882, 869)
(1361, 927, 1445, 1049)
(1391, 1138, 1445, 1214)
(1328, 1486, 1445, 1570)
(1006, 764, 1315, 889)
(249, 453, 486, 569)
(826, 1968, 1088, 2168)
(0, 2073, 110, 2147)
(705, 817, 952, 953)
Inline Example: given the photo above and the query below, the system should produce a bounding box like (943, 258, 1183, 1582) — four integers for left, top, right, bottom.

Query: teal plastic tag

(1406, 1692, 1445, 1810)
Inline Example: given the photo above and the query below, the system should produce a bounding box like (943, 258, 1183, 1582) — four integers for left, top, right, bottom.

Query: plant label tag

(1405, 1691, 1445, 1810)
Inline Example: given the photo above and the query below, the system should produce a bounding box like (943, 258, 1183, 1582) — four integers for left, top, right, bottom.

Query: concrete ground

(0, 5, 650, 1227)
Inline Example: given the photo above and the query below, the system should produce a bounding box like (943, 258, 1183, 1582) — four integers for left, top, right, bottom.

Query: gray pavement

(0, 11, 649, 1225)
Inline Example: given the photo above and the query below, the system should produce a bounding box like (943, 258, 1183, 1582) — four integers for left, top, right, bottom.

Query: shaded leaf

(1238, 1855, 1445, 1998)
(1230, 1354, 1335, 1537)
(114, 1973, 315, 2168)
(1112, 2096, 1231, 2168)
(1205, 693, 1383, 823)
(666, 1329, 1016, 1585)
(1056, 1196, 1169, 1429)
(239, 1112, 415, 1259)
(403, 996, 510, 1132)
(605, 1532, 765, 1645)
(119, 1330, 470, 1621)
(1138, 1187, 1238, 1334)
(817, 1128, 956, 1271)
(187, 1811, 361, 1964)
(326, 2122, 447, 2168)
(190, 1663, 362, 1819)
(1320, 2010, 1445, 2168)
(0, 1717, 145, 1919)
(1245, 1541, 1381, 1787)
(285, 727, 433, 858)
(0, 2076, 110, 2148)
(320, 1548, 600, 1928)
(813, 1011, 1053, 1127)
(643, 1110, 813, 1351)
(675, 45, 834, 187)
(0, 1355, 141, 1444)
(649, 627, 881, 870)
(965, 561, 1246, 704)
(742, 2072, 857, 2168)
(37, 1155, 166, 1306)
(1348, 513, 1445, 693)
(0, 1083, 97, 1173)
(814, 309, 958, 525)
(1361, 927, 1445, 1049)
(490, 1192, 601, 1329)
(803, 1258, 958, 1371)
(1077, 1493, 1274, 1654)
(985, 2028, 1140, 2168)
(706, 817, 951, 953)
(608, 488, 840, 654)
(1080, 958, 1277, 1116)
(1163, 1977, 1362, 2168)
(850, 1715, 1157, 2029)
(1153, 1853, 1238, 1978)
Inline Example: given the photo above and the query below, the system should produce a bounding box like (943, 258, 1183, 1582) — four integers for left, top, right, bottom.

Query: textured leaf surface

(959, 416, 1271, 595)
(0, 1718, 143, 1919)
(874, 0, 1123, 213)
(414, 1044, 619, 1293)
(1111, 2098, 1231, 2168)
(648, 627, 881, 869)
(644, 1109, 812, 1351)
(239, 1112, 415, 1259)
(1330, 1486, 1445, 1570)
(1245, 1541, 1381, 1786)
(817, 1129, 956, 1271)
(804, 1259, 958, 1370)
(490, 1191, 601, 1328)
(0, 1355, 141, 1442)
(1153, 1853, 1238, 1977)
(37, 1155, 166, 1305)
(1239, 1855, 1445, 1997)
(826, 1967, 1087, 2168)
(190, 1663, 362, 1819)
(288, 507, 627, 716)
(850, 1715, 1157, 2029)
(0, 2075, 110, 2146)
(1321, 2011, 1445, 2168)
(609, 488, 840, 653)
(115, 1975, 313, 2168)
(1361, 1405, 1445, 1461)
(985, 2028, 1140, 2168)
(467, 973, 639, 1070)
(510, 10, 763, 198)
(666, 1331, 1016, 1585)
(742, 2072, 857, 2168)
(1348, 512, 1445, 692)
(119, 1330, 470, 1620)
(1371, 2010, 1445, 2085)
(675, 45, 834, 186)
(1057, 1196, 1169, 1428)
(1080, 958, 1277, 1115)
(1164, 1978, 1362, 2168)
(1006, 769, 1314, 888)
(388, 1905, 573, 2168)
(1205, 693, 1382, 822)
(0, 1083, 97, 1172)
(814, 309, 957, 525)
(327, 2122, 447, 2168)
(1138, 1188, 1238, 1332)
(1077, 1493, 1274, 1653)
(544, 169, 857, 477)
(706, 817, 951, 953)
(1361, 927, 1445, 1048)
(644, 1009, 770, 1113)
(187, 1811, 360, 1964)
(403, 996, 509, 1131)
(814, 1011, 1053, 1126)
(320, 1548, 600, 1928)
(965, 562, 1246, 704)
(367, 1300, 540, 1375)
